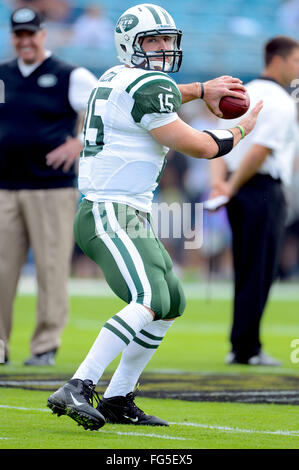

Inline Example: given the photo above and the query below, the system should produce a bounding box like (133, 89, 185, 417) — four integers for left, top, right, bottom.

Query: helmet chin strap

(150, 61, 168, 71)
(148, 58, 172, 72)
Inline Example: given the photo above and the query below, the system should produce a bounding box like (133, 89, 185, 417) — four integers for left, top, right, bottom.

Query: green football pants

(74, 199, 186, 320)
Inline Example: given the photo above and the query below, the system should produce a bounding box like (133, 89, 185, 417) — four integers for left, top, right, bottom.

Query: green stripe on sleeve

(130, 78, 182, 122)
(132, 78, 180, 100)
(126, 72, 168, 94)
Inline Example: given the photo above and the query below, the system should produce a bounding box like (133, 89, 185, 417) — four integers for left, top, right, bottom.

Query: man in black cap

(11, 6, 45, 31)
(0, 7, 97, 366)
(10, 7, 46, 64)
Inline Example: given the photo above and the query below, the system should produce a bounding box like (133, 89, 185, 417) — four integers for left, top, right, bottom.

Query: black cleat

(97, 391, 169, 426)
(47, 378, 105, 430)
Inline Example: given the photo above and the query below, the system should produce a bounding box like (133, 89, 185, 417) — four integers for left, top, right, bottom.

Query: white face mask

(134, 35, 178, 72)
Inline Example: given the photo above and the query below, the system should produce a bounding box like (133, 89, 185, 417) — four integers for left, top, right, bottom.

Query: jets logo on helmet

(114, 3, 183, 73)
(116, 14, 139, 33)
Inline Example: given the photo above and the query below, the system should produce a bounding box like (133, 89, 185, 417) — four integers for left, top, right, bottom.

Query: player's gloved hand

(202, 76, 247, 117)
(46, 137, 83, 172)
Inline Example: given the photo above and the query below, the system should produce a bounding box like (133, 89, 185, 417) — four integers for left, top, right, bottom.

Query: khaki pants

(0, 188, 78, 357)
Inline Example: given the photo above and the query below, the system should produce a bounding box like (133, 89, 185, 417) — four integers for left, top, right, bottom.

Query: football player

(47, 3, 262, 430)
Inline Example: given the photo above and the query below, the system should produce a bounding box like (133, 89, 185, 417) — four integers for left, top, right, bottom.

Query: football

(219, 88, 250, 119)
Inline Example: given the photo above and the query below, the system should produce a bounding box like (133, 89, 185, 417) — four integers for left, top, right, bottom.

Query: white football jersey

(78, 65, 182, 212)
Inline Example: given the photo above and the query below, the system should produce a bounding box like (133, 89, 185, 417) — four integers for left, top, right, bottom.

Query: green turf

(1, 388, 299, 449)
(6, 294, 299, 374)
(1, 293, 299, 449)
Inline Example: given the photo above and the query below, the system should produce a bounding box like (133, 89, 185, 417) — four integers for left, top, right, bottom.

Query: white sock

(103, 319, 174, 398)
(72, 302, 153, 384)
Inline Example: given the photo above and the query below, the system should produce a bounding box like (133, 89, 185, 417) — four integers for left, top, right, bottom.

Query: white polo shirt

(221, 78, 299, 186)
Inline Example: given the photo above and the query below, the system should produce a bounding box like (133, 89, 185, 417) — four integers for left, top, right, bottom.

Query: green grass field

(1, 285, 299, 450)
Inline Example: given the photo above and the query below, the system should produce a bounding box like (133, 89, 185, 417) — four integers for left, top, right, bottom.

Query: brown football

(219, 88, 250, 119)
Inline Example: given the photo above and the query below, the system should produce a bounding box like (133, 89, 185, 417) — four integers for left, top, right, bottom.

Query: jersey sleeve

(130, 78, 182, 130)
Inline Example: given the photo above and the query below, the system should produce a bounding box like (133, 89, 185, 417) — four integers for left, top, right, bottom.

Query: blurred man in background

(209, 36, 299, 366)
(0, 7, 97, 366)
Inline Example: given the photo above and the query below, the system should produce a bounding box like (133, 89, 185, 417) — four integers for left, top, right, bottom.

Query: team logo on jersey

(13, 8, 36, 23)
(37, 74, 58, 88)
(115, 14, 138, 33)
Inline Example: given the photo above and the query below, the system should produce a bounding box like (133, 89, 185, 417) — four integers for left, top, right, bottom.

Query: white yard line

(99, 430, 190, 441)
(1, 405, 299, 438)
(170, 422, 299, 437)
(0, 405, 49, 412)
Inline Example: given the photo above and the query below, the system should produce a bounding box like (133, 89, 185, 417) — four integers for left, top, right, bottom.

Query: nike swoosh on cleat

(158, 85, 173, 92)
(123, 415, 139, 423)
(70, 392, 85, 407)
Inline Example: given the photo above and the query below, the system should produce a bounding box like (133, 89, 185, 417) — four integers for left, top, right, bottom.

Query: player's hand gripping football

(202, 76, 247, 117)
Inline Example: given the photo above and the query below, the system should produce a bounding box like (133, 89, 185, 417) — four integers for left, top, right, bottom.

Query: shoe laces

(82, 380, 101, 407)
(125, 387, 146, 418)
